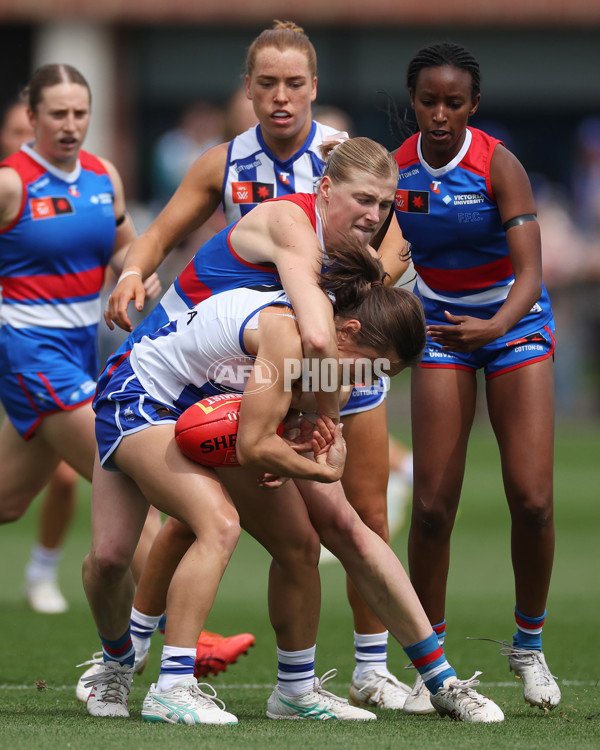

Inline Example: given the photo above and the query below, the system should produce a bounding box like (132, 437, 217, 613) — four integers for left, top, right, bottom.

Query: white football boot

(403, 672, 436, 715)
(85, 661, 134, 718)
(25, 578, 68, 614)
(430, 672, 504, 723)
(76, 651, 148, 703)
(142, 677, 238, 725)
(267, 669, 376, 720)
(349, 668, 412, 709)
(505, 645, 561, 709)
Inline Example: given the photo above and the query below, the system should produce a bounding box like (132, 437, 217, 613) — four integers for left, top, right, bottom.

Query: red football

(175, 393, 243, 467)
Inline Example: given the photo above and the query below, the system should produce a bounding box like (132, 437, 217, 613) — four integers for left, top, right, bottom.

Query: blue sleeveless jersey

(394, 128, 553, 328)
(0, 144, 116, 436)
(0, 144, 115, 339)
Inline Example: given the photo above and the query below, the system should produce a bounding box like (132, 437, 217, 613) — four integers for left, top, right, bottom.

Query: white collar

(22, 142, 82, 183)
(416, 128, 472, 178)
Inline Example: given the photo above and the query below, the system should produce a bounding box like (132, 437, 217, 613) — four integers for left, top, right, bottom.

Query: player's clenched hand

(313, 416, 346, 480)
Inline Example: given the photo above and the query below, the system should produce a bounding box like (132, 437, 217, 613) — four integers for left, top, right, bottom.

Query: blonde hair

(246, 20, 317, 78)
(321, 136, 398, 186)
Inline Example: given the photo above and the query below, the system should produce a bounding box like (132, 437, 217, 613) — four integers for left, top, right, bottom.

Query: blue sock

(513, 607, 545, 651)
(158, 613, 167, 635)
(100, 630, 135, 667)
(404, 632, 456, 695)
(432, 619, 446, 646)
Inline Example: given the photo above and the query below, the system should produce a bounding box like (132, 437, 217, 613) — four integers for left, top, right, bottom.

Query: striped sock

(156, 645, 196, 692)
(100, 630, 136, 667)
(404, 631, 456, 695)
(26, 544, 62, 582)
(276, 646, 316, 697)
(433, 619, 447, 646)
(158, 613, 167, 635)
(513, 607, 545, 651)
(130, 607, 162, 664)
(353, 631, 388, 681)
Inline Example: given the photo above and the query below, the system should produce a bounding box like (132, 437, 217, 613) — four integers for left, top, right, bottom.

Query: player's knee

(318, 511, 369, 558)
(355, 505, 389, 541)
(512, 491, 554, 530)
(88, 545, 131, 585)
(199, 506, 241, 558)
(271, 527, 321, 569)
(412, 495, 456, 539)
(0, 494, 31, 524)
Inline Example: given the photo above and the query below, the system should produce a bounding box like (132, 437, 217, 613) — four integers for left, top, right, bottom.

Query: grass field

(1, 406, 599, 749)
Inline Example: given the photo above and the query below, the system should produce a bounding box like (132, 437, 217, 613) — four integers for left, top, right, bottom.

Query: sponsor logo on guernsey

(398, 168, 419, 180)
(232, 181, 274, 204)
(430, 180, 441, 194)
(395, 189, 429, 213)
(235, 158, 262, 174)
(68, 184, 80, 197)
(29, 196, 74, 219)
(453, 192, 484, 206)
(277, 170, 291, 185)
(90, 192, 113, 205)
(30, 177, 50, 193)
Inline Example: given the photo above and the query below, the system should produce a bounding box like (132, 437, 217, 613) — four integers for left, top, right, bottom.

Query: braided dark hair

(320, 243, 426, 367)
(407, 42, 481, 99)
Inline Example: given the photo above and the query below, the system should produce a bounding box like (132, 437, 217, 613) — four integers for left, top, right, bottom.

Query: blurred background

(1, 0, 600, 417)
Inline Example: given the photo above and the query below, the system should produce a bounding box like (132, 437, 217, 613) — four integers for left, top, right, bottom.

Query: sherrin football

(175, 393, 243, 467)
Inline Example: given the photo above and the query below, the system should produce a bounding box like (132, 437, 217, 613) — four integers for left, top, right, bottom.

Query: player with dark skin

(378, 42, 560, 713)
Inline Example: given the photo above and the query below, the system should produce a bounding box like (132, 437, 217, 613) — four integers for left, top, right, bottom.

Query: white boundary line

(0, 680, 597, 692)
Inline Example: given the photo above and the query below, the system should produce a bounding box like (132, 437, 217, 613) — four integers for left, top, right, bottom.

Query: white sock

(277, 645, 316, 697)
(353, 631, 389, 681)
(26, 544, 62, 583)
(130, 607, 162, 663)
(156, 645, 196, 693)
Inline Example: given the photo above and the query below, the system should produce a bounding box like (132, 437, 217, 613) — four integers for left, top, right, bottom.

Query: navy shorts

(94, 358, 180, 470)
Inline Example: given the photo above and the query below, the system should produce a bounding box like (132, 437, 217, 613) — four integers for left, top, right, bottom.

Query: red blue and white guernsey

(0, 143, 116, 436)
(393, 128, 555, 376)
(222, 120, 338, 221)
(104, 193, 319, 376)
(394, 127, 553, 325)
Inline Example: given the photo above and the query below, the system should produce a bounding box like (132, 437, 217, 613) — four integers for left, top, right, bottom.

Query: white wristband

(118, 270, 142, 284)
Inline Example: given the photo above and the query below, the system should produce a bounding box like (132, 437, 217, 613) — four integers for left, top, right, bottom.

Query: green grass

(1, 414, 599, 748)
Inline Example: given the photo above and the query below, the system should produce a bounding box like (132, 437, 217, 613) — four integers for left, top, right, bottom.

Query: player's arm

(105, 142, 229, 331)
(231, 200, 341, 422)
(236, 309, 345, 482)
(100, 157, 162, 306)
(490, 144, 543, 332)
(0, 167, 24, 229)
(377, 214, 411, 285)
